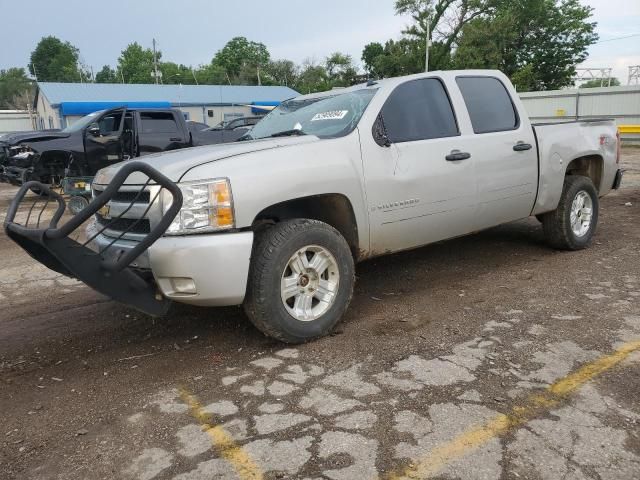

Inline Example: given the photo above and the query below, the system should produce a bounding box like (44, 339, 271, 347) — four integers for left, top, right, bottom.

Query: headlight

(162, 178, 234, 235)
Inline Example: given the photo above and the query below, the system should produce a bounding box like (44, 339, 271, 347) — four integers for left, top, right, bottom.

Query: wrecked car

(0, 108, 261, 186)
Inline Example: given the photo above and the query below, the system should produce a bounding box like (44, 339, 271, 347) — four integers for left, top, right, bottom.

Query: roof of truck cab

(36, 82, 299, 107)
(292, 70, 508, 100)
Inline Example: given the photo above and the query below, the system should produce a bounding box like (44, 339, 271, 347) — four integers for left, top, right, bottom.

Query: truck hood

(94, 136, 320, 185)
(0, 130, 68, 147)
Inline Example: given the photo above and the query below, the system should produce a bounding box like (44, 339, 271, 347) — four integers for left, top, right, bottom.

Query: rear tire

(244, 219, 355, 344)
(541, 175, 599, 250)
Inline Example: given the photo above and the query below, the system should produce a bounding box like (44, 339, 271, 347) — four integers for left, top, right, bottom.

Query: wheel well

(565, 155, 603, 192)
(253, 194, 360, 258)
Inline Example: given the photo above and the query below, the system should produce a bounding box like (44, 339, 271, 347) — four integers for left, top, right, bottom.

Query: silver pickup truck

(5, 70, 623, 343)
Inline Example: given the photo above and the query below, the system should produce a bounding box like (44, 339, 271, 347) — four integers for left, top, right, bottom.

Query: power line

(594, 33, 640, 44)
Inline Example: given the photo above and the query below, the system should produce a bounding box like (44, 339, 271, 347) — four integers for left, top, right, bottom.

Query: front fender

(182, 135, 371, 253)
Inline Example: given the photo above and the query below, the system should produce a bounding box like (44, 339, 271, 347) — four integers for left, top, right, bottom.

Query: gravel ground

(0, 149, 639, 480)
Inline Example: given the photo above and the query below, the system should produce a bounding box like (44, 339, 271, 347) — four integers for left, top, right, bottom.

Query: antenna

(425, 15, 431, 73)
(629, 66, 640, 85)
(152, 38, 160, 85)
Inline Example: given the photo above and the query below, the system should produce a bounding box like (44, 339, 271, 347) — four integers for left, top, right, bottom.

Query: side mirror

(87, 124, 100, 137)
(373, 114, 392, 148)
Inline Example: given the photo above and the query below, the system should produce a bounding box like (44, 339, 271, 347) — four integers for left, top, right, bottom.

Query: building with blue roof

(34, 82, 299, 130)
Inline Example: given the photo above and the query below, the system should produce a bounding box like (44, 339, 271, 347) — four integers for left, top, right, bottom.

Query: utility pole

(152, 38, 160, 85)
(425, 16, 431, 72)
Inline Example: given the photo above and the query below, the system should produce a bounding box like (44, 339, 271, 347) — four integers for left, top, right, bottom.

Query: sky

(0, 0, 638, 85)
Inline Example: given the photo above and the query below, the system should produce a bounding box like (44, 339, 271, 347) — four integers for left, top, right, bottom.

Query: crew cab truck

(5, 70, 623, 344)
(0, 107, 214, 186)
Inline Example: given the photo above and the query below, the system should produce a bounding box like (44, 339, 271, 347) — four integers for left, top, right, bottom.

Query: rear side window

(456, 77, 518, 134)
(140, 112, 179, 134)
(382, 78, 458, 143)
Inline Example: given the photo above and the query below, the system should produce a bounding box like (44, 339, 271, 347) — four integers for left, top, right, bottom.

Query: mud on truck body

(5, 70, 623, 343)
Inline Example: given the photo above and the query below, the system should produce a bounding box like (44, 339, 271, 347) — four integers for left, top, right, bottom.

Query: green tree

(116, 42, 158, 84)
(160, 62, 197, 85)
(213, 37, 270, 83)
(294, 59, 330, 94)
(193, 63, 228, 85)
(579, 77, 621, 88)
(0, 68, 34, 109)
(95, 65, 119, 83)
(395, 0, 496, 68)
(362, 39, 427, 79)
(264, 60, 298, 87)
(454, 0, 598, 90)
(325, 52, 358, 86)
(29, 36, 89, 82)
(362, 42, 385, 77)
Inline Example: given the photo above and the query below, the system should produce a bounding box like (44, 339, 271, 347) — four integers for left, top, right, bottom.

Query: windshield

(61, 110, 105, 133)
(246, 88, 378, 140)
(62, 110, 106, 133)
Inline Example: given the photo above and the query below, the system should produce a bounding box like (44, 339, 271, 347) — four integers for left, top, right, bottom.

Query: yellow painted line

(179, 388, 263, 480)
(619, 125, 640, 134)
(386, 339, 640, 480)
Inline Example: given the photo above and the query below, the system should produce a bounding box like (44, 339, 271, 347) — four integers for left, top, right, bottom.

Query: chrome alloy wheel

(570, 190, 593, 238)
(281, 245, 340, 322)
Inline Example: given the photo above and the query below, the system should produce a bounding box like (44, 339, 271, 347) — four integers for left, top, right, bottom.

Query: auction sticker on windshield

(311, 110, 349, 121)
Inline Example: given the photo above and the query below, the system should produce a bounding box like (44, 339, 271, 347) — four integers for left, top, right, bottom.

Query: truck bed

(531, 119, 619, 216)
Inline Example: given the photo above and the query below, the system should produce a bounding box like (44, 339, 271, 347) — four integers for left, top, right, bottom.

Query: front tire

(541, 175, 599, 250)
(244, 219, 355, 344)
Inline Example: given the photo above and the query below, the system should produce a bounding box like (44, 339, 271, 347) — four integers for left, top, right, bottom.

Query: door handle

(513, 142, 532, 151)
(169, 137, 182, 142)
(446, 150, 471, 161)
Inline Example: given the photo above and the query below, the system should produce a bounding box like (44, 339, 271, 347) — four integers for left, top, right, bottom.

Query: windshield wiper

(269, 129, 307, 138)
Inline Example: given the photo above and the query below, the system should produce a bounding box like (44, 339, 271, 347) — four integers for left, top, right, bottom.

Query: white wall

(186, 105, 253, 127)
(35, 93, 62, 130)
(519, 86, 640, 124)
(0, 111, 34, 133)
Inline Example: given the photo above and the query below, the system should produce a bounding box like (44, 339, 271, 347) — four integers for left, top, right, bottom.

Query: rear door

(363, 77, 479, 253)
(455, 76, 537, 228)
(136, 111, 189, 156)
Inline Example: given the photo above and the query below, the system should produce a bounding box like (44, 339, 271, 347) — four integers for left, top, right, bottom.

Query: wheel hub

(281, 245, 340, 322)
(570, 190, 593, 238)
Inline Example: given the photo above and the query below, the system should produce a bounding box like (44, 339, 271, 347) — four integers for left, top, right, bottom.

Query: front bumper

(0, 165, 30, 185)
(150, 232, 254, 306)
(88, 226, 254, 307)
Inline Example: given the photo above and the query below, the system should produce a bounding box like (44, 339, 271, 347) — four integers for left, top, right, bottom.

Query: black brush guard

(4, 162, 183, 316)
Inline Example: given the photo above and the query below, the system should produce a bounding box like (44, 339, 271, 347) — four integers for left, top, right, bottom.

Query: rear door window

(140, 112, 179, 134)
(381, 78, 459, 143)
(456, 77, 518, 134)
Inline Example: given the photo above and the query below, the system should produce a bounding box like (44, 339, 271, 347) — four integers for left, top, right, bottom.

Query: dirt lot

(1, 149, 639, 480)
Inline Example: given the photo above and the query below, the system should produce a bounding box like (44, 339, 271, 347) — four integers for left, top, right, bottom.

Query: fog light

(169, 277, 197, 295)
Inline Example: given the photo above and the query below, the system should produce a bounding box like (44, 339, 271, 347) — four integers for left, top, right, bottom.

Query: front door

(363, 77, 478, 254)
(84, 108, 126, 174)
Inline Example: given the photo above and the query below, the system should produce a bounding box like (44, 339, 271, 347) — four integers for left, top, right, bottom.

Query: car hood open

(93, 136, 320, 185)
